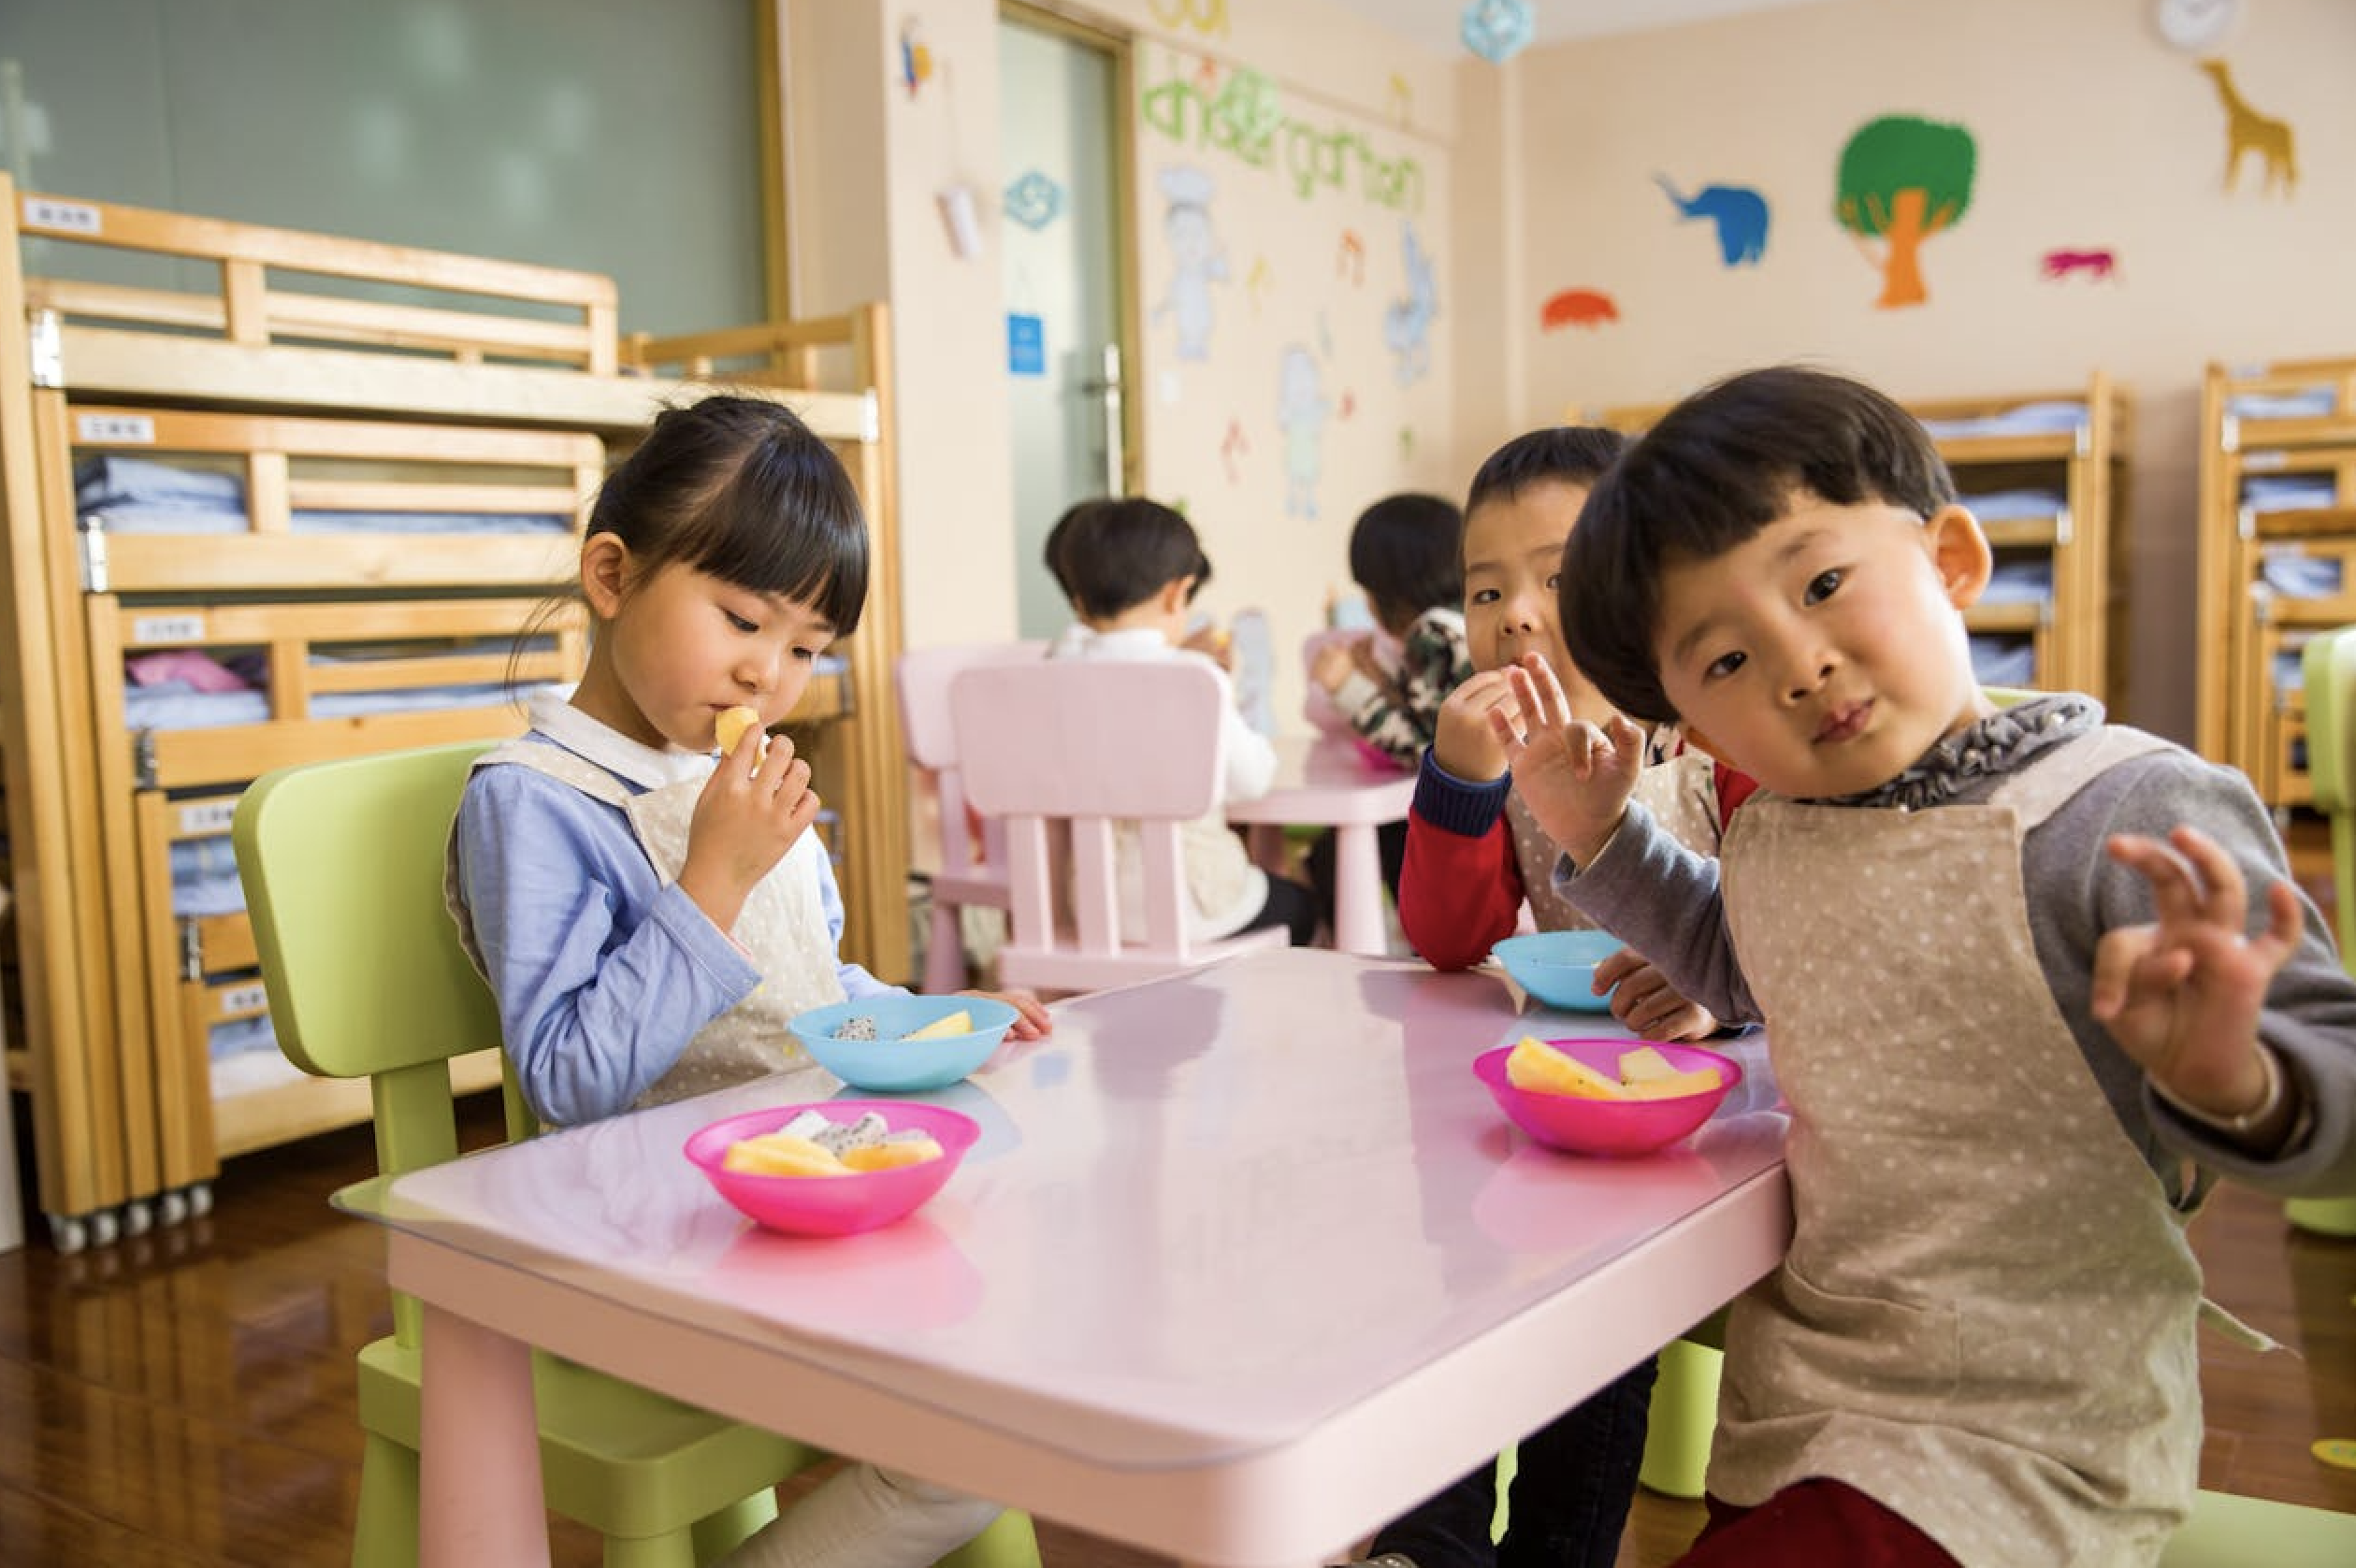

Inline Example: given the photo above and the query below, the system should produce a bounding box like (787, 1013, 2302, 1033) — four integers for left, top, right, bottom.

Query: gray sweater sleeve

(1556, 799, 1761, 1027)
(2026, 747, 2356, 1200)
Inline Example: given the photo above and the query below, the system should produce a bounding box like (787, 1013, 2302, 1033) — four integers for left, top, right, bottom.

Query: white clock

(2154, 0, 2244, 53)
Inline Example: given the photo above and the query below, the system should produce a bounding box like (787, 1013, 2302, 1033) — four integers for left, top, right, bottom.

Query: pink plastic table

(339, 948, 1789, 1568)
(1227, 736, 1417, 956)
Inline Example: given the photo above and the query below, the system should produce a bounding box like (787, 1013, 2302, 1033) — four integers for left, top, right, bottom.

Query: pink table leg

(1329, 822, 1385, 956)
(420, 1302, 551, 1567)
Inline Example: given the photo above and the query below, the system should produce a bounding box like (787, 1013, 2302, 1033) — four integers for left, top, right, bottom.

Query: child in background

(1348, 430, 1745, 1568)
(1511, 366, 2356, 1566)
(448, 395, 1046, 1568)
(1047, 496, 1319, 945)
(1305, 492, 1472, 911)
(1400, 426, 1752, 1037)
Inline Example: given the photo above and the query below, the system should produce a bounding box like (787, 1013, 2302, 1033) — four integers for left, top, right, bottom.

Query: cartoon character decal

(1276, 346, 1330, 520)
(1383, 221, 1438, 385)
(1154, 165, 1230, 362)
(1655, 174, 1770, 266)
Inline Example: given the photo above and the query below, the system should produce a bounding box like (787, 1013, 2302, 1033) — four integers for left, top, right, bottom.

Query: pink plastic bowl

(1473, 1040, 1740, 1158)
(684, 1100, 981, 1237)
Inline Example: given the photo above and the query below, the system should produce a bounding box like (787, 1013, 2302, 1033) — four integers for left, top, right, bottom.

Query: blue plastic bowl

(788, 995, 1019, 1093)
(1490, 930, 1626, 1013)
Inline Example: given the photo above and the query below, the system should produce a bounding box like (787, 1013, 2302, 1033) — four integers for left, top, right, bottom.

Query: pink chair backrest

(952, 658, 1275, 990)
(895, 640, 1047, 884)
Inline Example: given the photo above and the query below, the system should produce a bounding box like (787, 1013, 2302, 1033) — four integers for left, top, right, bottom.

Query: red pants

(1676, 1479, 1960, 1567)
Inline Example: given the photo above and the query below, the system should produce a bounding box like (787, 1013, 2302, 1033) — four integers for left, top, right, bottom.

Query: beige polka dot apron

(450, 741, 845, 1111)
(1713, 726, 2200, 1567)
(1511, 751, 1722, 931)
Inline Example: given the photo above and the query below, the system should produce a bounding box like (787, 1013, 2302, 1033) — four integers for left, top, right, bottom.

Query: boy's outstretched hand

(2090, 826, 2303, 1123)
(1493, 654, 1644, 868)
(963, 987, 1053, 1040)
(1596, 948, 1719, 1042)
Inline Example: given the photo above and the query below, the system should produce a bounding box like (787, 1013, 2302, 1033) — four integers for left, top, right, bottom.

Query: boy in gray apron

(1506, 367, 2356, 1566)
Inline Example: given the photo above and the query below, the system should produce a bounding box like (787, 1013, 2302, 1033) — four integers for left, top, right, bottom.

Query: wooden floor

(0, 1089, 2349, 1566)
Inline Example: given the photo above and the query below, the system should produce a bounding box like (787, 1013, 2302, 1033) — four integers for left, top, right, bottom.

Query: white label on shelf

(2242, 451, 2290, 472)
(219, 982, 269, 1014)
(177, 798, 239, 836)
(76, 411, 155, 444)
(132, 612, 207, 642)
(25, 196, 102, 235)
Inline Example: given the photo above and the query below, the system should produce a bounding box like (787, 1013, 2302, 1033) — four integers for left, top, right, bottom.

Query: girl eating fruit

(448, 394, 1046, 1568)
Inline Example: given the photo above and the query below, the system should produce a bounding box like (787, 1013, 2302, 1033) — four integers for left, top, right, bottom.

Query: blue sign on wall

(1006, 312, 1046, 377)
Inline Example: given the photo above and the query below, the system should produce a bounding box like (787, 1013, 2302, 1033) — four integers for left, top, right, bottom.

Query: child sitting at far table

(1046, 496, 1319, 946)
(1508, 365, 2356, 1566)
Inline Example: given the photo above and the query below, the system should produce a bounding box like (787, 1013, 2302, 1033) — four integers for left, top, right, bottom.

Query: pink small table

(340, 948, 1788, 1568)
(1227, 735, 1417, 956)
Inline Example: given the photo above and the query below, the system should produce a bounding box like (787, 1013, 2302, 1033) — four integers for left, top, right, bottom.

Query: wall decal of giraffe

(2199, 59, 2297, 197)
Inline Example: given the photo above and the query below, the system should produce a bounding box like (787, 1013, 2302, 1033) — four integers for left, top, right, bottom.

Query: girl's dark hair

(1348, 493, 1464, 628)
(1562, 366, 1958, 723)
(590, 394, 869, 635)
(1054, 497, 1212, 620)
(1465, 425, 1627, 515)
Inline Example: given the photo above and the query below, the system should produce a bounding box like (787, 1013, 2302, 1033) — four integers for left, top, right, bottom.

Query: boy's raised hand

(1434, 669, 1518, 781)
(1493, 653, 1644, 867)
(2090, 825, 2303, 1122)
(679, 726, 822, 933)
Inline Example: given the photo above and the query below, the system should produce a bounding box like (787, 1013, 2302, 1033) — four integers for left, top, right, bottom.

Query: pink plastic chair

(950, 658, 1286, 994)
(895, 640, 1047, 994)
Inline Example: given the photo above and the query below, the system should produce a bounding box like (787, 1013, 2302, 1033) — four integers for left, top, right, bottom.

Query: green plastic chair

(2292, 630, 2356, 1238)
(233, 741, 1042, 1568)
(2158, 1489, 2356, 1566)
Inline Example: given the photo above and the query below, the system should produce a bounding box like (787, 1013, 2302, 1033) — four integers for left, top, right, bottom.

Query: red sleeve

(1712, 762, 1761, 830)
(1399, 808, 1526, 971)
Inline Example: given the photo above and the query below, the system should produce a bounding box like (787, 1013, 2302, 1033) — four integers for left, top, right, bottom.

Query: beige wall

(1491, 0, 2356, 741)
(800, 0, 2356, 744)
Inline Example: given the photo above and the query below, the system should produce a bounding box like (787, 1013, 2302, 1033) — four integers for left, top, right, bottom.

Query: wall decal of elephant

(1655, 175, 1770, 266)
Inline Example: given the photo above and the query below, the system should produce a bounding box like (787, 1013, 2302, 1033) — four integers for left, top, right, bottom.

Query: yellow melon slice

(715, 705, 767, 759)
(1505, 1035, 1628, 1100)
(723, 1131, 848, 1177)
(903, 1009, 974, 1041)
(841, 1137, 944, 1172)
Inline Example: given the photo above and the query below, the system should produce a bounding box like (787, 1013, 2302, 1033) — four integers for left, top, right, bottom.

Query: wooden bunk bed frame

(0, 178, 903, 1250)
(1588, 373, 2132, 704)
(2196, 357, 2356, 811)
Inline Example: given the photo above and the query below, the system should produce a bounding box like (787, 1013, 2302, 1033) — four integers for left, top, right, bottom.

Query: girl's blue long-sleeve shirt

(451, 698, 896, 1127)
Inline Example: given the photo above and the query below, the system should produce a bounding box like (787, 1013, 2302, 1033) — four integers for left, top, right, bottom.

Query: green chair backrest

(2302, 627, 2356, 959)
(232, 740, 521, 1179)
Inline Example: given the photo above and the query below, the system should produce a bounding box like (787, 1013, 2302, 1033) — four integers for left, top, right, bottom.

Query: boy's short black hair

(1561, 366, 1958, 723)
(1053, 497, 1212, 621)
(1465, 425, 1627, 516)
(1348, 493, 1464, 627)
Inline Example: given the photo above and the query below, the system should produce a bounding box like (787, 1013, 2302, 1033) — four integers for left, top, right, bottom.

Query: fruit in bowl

(1490, 930, 1626, 1013)
(1475, 1037, 1740, 1158)
(788, 995, 1019, 1092)
(685, 1100, 980, 1236)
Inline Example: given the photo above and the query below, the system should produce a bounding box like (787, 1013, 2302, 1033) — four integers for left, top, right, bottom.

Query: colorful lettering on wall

(1382, 222, 1437, 385)
(1277, 346, 1331, 519)
(1539, 288, 1619, 331)
(1655, 175, 1769, 266)
(1460, 0, 1535, 65)
(1835, 115, 1976, 309)
(1154, 165, 1230, 362)
(2039, 248, 2118, 283)
(1140, 62, 1424, 213)
(1004, 170, 1064, 231)
(2198, 60, 2297, 197)
(1149, 0, 1231, 39)
(1246, 255, 1272, 312)
(898, 22, 932, 98)
(1221, 418, 1250, 484)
